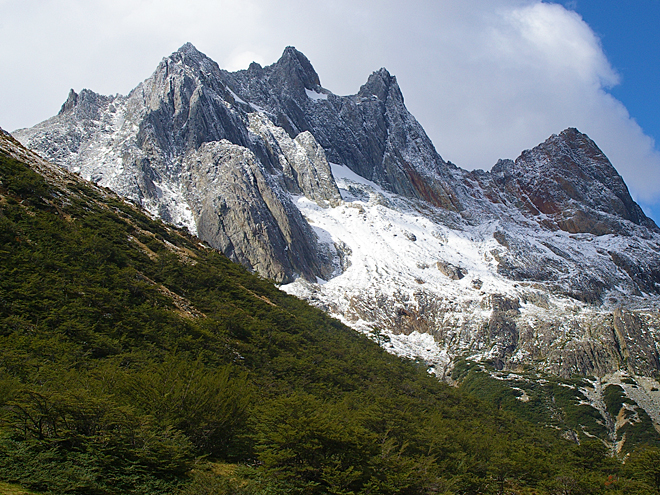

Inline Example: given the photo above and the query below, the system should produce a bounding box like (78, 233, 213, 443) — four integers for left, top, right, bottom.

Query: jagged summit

(13, 45, 660, 404)
(154, 42, 222, 85)
(162, 42, 215, 69)
(492, 127, 657, 234)
(177, 41, 202, 56)
(59, 89, 78, 114)
(49, 88, 115, 124)
(358, 68, 404, 103)
(274, 46, 321, 89)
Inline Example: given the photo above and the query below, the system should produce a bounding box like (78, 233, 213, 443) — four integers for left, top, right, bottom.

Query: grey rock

(222, 51, 461, 210)
(15, 43, 335, 283)
(184, 140, 330, 283)
(489, 128, 658, 234)
(247, 112, 341, 206)
(436, 260, 467, 280)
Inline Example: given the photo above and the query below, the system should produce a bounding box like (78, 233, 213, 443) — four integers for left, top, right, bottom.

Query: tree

(624, 447, 660, 493)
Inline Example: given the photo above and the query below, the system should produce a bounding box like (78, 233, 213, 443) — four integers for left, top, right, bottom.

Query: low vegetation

(453, 358, 660, 454)
(1, 150, 659, 494)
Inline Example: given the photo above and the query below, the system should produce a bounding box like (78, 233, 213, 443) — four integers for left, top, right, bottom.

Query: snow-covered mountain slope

(282, 160, 660, 379)
(13, 42, 660, 407)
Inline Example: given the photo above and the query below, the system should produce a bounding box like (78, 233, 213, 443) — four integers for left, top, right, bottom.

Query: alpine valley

(13, 43, 660, 453)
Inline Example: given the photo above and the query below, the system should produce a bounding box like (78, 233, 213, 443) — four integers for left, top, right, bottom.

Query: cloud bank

(1, 0, 659, 215)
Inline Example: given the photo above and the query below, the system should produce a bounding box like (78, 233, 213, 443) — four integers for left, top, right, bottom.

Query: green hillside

(453, 359, 660, 452)
(0, 135, 658, 494)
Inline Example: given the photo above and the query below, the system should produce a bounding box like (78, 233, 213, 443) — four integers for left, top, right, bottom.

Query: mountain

(14, 44, 660, 450)
(8, 127, 660, 494)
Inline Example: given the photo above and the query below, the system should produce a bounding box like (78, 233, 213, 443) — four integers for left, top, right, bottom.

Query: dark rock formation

(436, 260, 468, 280)
(223, 50, 460, 210)
(491, 128, 658, 235)
(184, 140, 331, 283)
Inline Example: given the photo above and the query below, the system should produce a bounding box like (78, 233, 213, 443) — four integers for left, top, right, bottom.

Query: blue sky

(567, 0, 660, 220)
(0, 0, 658, 222)
(569, 1, 660, 148)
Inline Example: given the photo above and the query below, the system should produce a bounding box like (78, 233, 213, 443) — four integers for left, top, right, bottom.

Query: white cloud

(1, 0, 659, 214)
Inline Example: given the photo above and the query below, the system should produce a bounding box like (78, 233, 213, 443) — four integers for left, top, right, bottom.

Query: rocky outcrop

(490, 128, 658, 235)
(613, 309, 660, 376)
(486, 295, 520, 361)
(183, 140, 333, 283)
(222, 51, 461, 210)
(247, 113, 341, 206)
(436, 260, 467, 280)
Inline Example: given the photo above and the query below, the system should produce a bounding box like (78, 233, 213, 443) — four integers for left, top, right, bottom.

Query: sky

(1, 0, 659, 221)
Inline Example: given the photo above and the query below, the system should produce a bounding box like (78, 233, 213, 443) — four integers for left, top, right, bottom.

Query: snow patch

(228, 88, 247, 105)
(305, 88, 329, 101)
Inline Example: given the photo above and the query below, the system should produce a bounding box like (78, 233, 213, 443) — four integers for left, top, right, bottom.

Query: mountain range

(13, 43, 660, 451)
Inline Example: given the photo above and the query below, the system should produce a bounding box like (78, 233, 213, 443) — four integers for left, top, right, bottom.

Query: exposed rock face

(247, 113, 341, 207)
(183, 140, 331, 283)
(486, 295, 520, 361)
(223, 53, 460, 210)
(13, 43, 660, 391)
(613, 309, 660, 377)
(490, 128, 657, 235)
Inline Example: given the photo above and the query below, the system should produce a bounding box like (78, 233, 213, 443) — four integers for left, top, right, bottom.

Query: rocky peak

(493, 128, 657, 234)
(54, 88, 112, 122)
(216, 48, 450, 210)
(135, 43, 252, 155)
(155, 43, 221, 83)
(177, 41, 203, 58)
(542, 129, 644, 217)
(157, 43, 212, 74)
(58, 89, 79, 115)
(273, 46, 321, 90)
(528, 128, 627, 186)
(358, 68, 404, 103)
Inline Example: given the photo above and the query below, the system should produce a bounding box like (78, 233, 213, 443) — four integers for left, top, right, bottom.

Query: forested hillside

(1, 133, 658, 494)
